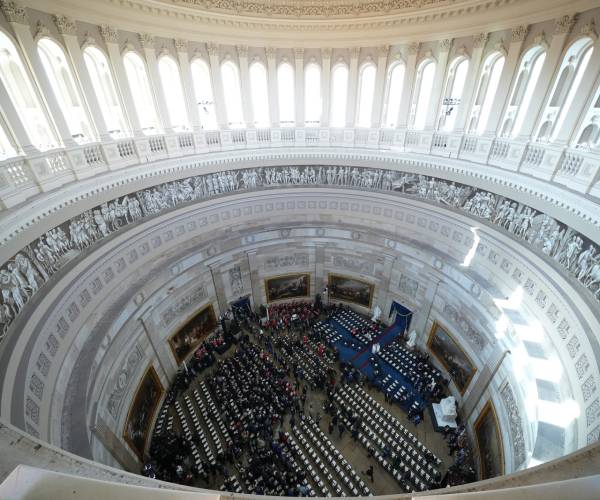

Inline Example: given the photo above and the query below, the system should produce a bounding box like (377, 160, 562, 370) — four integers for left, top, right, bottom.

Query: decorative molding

(264, 253, 309, 270)
(377, 45, 390, 57)
(581, 20, 597, 39)
(511, 25, 528, 43)
(439, 38, 452, 51)
(500, 382, 527, 469)
(294, 47, 304, 59)
(332, 254, 374, 275)
(99, 24, 119, 44)
(322, 48, 332, 59)
(473, 32, 488, 48)
(174, 38, 188, 51)
(206, 42, 219, 57)
(161, 284, 208, 326)
(442, 302, 487, 351)
(265, 46, 277, 59)
(407, 42, 419, 55)
(554, 14, 577, 34)
(106, 344, 145, 420)
(236, 44, 248, 58)
(398, 274, 419, 297)
(138, 33, 155, 49)
(0, 0, 27, 24)
(167, 0, 452, 19)
(53, 14, 77, 35)
(349, 46, 360, 58)
(34, 21, 50, 39)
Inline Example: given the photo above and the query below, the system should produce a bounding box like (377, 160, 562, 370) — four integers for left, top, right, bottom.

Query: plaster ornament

(53, 15, 77, 35)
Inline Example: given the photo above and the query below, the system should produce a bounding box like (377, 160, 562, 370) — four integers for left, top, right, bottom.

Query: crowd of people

(143, 298, 478, 494)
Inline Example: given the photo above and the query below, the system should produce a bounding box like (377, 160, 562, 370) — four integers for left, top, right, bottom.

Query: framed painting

(265, 273, 310, 302)
(328, 274, 374, 308)
(123, 365, 163, 461)
(168, 303, 217, 364)
(427, 321, 476, 394)
(474, 400, 504, 479)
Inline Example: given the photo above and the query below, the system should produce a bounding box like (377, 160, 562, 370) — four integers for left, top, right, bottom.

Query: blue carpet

(320, 315, 424, 411)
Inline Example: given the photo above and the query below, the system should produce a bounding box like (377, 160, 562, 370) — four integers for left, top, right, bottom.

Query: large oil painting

(123, 365, 163, 461)
(168, 304, 217, 363)
(474, 400, 504, 479)
(265, 273, 310, 302)
(328, 274, 374, 308)
(427, 321, 476, 394)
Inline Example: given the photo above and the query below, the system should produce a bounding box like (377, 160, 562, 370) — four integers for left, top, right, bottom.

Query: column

(320, 48, 332, 127)
(207, 43, 228, 129)
(395, 42, 419, 130)
(314, 243, 326, 299)
(175, 39, 202, 131)
(246, 250, 262, 309)
(462, 348, 510, 417)
(345, 47, 360, 127)
(411, 275, 442, 343)
(516, 15, 575, 141)
(376, 254, 396, 315)
(10, 20, 77, 146)
(55, 17, 110, 140)
(424, 39, 452, 130)
(266, 47, 279, 127)
(553, 35, 600, 145)
(294, 48, 304, 126)
(483, 25, 529, 136)
(0, 77, 38, 154)
(208, 263, 229, 315)
(453, 33, 488, 133)
(236, 45, 254, 128)
(139, 316, 177, 380)
(139, 34, 173, 133)
(370, 45, 389, 128)
(100, 25, 143, 137)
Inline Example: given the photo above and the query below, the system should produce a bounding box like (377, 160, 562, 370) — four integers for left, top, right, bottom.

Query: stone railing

(1, 128, 599, 210)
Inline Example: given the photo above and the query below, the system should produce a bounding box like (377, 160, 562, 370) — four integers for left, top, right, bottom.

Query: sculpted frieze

(1, 165, 600, 338)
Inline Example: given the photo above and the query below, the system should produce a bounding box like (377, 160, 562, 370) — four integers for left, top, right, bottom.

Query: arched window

(278, 62, 295, 126)
(439, 57, 469, 132)
(411, 59, 436, 130)
(249, 61, 270, 127)
(501, 46, 546, 137)
(304, 63, 321, 126)
(535, 38, 594, 142)
(158, 55, 189, 131)
(382, 62, 405, 128)
(330, 64, 348, 127)
(573, 79, 600, 148)
(220, 60, 245, 128)
(576, 123, 600, 148)
(190, 58, 217, 130)
(356, 63, 376, 127)
(0, 31, 57, 149)
(123, 51, 160, 134)
(83, 45, 128, 137)
(38, 38, 94, 143)
(0, 115, 16, 159)
(467, 52, 505, 134)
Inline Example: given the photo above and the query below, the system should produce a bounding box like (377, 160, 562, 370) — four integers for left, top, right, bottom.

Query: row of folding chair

(153, 404, 170, 435)
(342, 384, 442, 466)
(200, 382, 233, 446)
(335, 391, 437, 492)
(186, 391, 223, 458)
(219, 475, 243, 493)
(175, 399, 215, 465)
(331, 315, 373, 345)
(300, 418, 370, 497)
(291, 426, 335, 497)
(313, 323, 342, 344)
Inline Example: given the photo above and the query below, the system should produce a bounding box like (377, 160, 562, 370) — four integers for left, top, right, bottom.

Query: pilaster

(424, 39, 452, 130)
(395, 42, 419, 131)
(370, 45, 389, 128)
(175, 39, 202, 131)
(294, 47, 304, 126)
(139, 34, 173, 133)
(321, 48, 332, 127)
(236, 45, 254, 128)
(207, 43, 228, 129)
(346, 47, 360, 127)
(266, 48, 280, 127)
(483, 26, 529, 136)
(101, 26, 141, 137)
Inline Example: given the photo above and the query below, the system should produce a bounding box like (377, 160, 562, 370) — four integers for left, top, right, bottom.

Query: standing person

(338, 422, 345, 438)
(364, 465, 374, 482)
(328, 420, 335, 435)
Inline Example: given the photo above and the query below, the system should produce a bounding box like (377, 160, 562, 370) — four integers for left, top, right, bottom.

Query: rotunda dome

(0, 0, 599, 498)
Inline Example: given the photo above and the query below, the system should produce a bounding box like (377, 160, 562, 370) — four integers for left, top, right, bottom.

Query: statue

(406, 329, 417, 349)
(371, 305, 382, 323)
(440, 396, 457, 418)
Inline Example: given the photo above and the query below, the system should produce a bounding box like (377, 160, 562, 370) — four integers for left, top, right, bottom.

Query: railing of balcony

(0, 127, 599, 210)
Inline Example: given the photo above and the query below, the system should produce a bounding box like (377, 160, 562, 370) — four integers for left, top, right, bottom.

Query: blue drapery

(389, 300, 412, 333)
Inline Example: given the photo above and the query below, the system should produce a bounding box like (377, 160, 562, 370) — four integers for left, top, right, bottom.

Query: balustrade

(0, 127, 598, 210)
